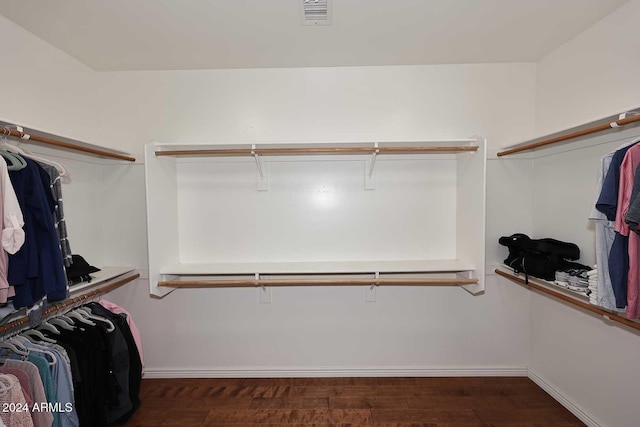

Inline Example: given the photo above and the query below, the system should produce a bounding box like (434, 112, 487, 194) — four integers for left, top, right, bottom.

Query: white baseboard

(528, 369, 604, 427)
(143, 366, 527, 379)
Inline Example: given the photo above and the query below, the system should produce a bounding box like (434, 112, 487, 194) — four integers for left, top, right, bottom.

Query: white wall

(527, 2, 640, 426)
(0, 14, 98, 144)
(535, 0, 640, 136)
(95, 64, 535, 157)
(97, 64, 536, 375)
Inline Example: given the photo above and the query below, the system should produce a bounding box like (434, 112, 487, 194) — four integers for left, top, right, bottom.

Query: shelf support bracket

(366, 272, 379, 302)
(364, 143, 378, 190)
(251, 144, 268, 191)
(256, 273, 272, 303)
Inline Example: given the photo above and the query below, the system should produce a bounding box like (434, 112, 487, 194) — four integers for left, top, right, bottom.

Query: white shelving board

(68, 267, 137, 294)
(146, 138, 486, 296)
(161, 259, 474, 275)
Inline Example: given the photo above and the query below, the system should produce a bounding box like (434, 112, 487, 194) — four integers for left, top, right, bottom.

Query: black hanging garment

(87, 302, 142, 423)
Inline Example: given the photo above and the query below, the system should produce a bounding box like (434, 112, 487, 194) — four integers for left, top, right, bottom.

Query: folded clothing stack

(587, 266, 598, 304)
(554, 270, 569, 288)
(555, 268, 591, 295)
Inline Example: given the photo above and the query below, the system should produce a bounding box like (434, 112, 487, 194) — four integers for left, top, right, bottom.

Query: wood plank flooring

(124, 377, 585, 426)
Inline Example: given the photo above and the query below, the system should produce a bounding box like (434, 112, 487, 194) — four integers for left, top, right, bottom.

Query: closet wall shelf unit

(0, 120, 136, 162)
(154, 142, 480, 157)
(68, 267, 138, 294)
(0, 118, 140, 326)
(0, 271, 140, 337)
(158, 260, 478, 288)
(146, 138, 486, 297)
(497, 108, 640, 157)
(495, 269, 640, 332)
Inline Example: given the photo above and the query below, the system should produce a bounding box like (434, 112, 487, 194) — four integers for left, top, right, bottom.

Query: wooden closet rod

(497, 114, 640, 157)
(495, 269, 640, 332)
(158, 277, 478, 288)
(155, 145, 479, 157)
(0, 273, 140, 336)
(1, 127, 136, 162)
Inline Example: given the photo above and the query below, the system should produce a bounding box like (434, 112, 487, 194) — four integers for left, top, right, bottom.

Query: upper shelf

(161, 259, 475, 276)
(498, 108, 640, 157)
(154, 139, 480, 157)
(0, 119, 135, 162)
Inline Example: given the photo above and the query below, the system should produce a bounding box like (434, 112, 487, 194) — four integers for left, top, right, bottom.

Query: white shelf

(68, 266, 137, 294)
(153, 139, 480, 152)
(496, 265, 589, 301)
(146, 137, 486, 296)
(161, 259, 475, 276)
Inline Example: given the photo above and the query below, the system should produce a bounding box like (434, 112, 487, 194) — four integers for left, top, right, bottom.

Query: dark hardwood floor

(125, 377, 585, 426)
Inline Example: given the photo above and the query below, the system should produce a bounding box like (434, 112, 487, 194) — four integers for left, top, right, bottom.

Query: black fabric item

(44, 321, 111, 427)
(66, 254, 100, 281)
(112, 312, 142, 423)
(86, 302, 133, 423)
(499, 233, 585, 281)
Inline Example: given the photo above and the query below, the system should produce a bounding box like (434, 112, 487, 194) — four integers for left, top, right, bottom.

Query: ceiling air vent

(300, 0, 332, 26)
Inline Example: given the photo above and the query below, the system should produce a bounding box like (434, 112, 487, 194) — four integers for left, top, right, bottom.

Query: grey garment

(625, 164, 640, 230)
(589, 152, 623, 311)
(36, 163, 72, 267)
(26, 342, 79, 427)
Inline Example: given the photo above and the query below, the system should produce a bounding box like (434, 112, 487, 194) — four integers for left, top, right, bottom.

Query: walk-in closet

(0, 1, 638, 426)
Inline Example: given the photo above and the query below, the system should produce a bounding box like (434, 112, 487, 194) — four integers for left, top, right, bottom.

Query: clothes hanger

(0, 130, 26, 171)
(12, 336, 58, 366)
(21, 329, 57, 343)
(0, 340, 29, 357)
(0, 149, 26, 171)
(80, 307, 115, 332)
(17, 146, 69, 178)
(48, 317, 75, 331)
(37, 320, 62, 334)
(0, 126, 68, 176)
(67, 310, 96, 326)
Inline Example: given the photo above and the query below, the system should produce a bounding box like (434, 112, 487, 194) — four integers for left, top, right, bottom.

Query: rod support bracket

(251, 144, 269, 191)
(365, 143, 378, 190)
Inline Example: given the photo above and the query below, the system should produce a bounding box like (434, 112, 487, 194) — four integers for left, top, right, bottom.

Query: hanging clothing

(0, 366, 34, 409)
(98, 300, 145, 372)
(0, 374, 34, 427)
(589, 150, 621, 310)
(8, 159, 67, 308)
(624, 163, 640, 232)
(2, 359, 53, 427)
(0, 156, 25, 254)
(615, 144, 640, 319)
(595, 140, 639, 308)
(0, 155, 25, 304)
(36, 163, 72, 268)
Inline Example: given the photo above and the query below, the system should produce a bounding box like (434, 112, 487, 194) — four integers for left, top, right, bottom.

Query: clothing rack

(155, 145, 479, 157)
(495, 269, 640, 332)
(0, 127, 136, 162)
(497, 113, 640, 157)
(158, 277, 478, 288)
(0, 273, 140, 337)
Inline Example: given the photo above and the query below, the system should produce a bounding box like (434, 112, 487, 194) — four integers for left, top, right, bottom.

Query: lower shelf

(158, 276, 478, 288)
(0, 270, 140, 333)
(68, 266, 137, 294)
(153, 260, 484, 295)
(495, 268, 640, 332)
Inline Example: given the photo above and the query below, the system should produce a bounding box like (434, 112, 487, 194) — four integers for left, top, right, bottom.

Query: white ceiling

(0, 0, 627, 71)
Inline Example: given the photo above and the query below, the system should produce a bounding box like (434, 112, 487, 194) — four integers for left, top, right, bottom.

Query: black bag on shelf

(498, 233, 585, 281)
(65, 254, 100, 285)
